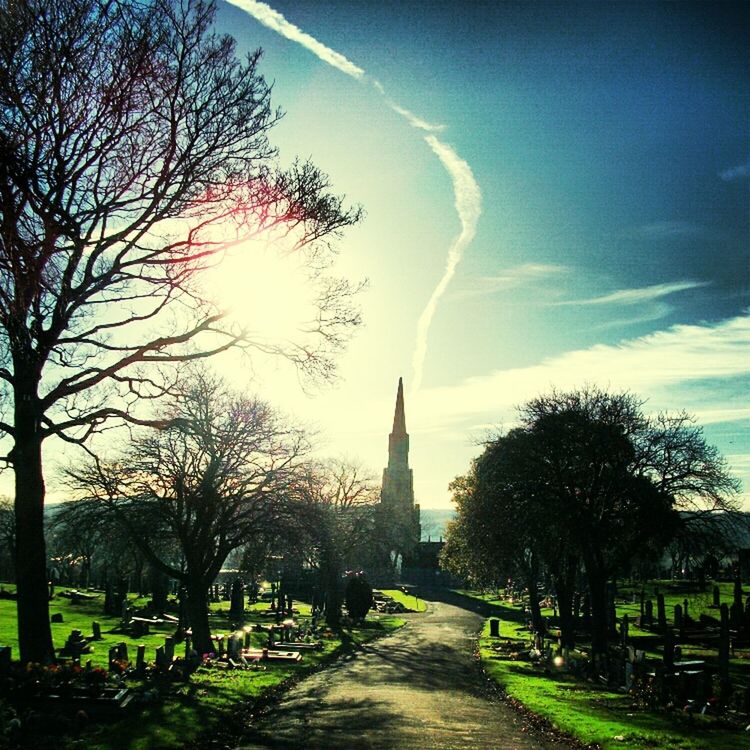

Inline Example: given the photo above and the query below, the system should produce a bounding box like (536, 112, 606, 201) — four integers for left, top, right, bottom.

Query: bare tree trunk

(554, 577, 576, 649)
(13, 390, 54, 663)
(185, 579, 212, 656)
(585, 558, 610, 674)
(322, 545, 341, 629)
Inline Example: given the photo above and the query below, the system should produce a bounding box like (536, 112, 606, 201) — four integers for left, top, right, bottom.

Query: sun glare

(205, 243, 317, 342)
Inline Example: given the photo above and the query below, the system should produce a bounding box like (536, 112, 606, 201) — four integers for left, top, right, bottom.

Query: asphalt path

(235, 592, 565, 750)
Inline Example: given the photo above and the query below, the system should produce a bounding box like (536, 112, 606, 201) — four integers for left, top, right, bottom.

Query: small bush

(345, 575, 373, 621)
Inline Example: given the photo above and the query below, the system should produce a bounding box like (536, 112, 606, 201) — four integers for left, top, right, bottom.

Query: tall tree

(445, 387, 739, 670)
(0, 0, 360, 661)
(67, 371, 306, 655)
(292, 459, 379, 628)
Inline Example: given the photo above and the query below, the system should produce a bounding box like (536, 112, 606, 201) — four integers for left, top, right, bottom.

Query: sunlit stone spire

(391, 376, 407, 437)
(380, 377, 420, 549)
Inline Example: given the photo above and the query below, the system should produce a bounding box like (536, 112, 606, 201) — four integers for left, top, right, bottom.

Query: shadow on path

(232, 595, 559, 750)
(414, 587, 528, 623)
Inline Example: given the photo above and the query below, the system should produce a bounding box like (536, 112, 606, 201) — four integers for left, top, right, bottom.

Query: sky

(197, 0, 750, 511)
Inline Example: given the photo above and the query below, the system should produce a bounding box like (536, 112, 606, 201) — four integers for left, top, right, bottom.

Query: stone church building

(376, 377, 446, 584)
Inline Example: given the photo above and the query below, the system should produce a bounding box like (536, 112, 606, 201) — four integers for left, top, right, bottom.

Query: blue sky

(205, 1, 749, 509)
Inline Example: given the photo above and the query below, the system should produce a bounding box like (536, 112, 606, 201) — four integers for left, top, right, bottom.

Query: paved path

(235, 593, 563, 750)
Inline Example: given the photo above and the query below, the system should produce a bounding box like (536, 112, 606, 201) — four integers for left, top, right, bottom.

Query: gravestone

(620, 614, 629, 646)
(731, 578, 744, 629)
(663, 629, 675, 667)
(92, 621, 102, 640)
(713, 585, 721, 608)
(644, 599, 653, 628)
(51, 612, 63, 623)
(135, 619, 151, 637)
(155, 645, 167, 670)
(229, 579, 245, 619)
(674, 604, 682, 631)
(115, 642, 127, 662)
(136, 644, 146, 673)
(489, 619, 500, 638)
(656, 593, 666, 631)
(164, 636, 175, 663)
(61, 629, 90, 658)
(719, 603, 731, 697)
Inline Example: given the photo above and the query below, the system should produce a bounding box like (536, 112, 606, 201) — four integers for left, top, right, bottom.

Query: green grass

(0, 584, 405, 749)
(378, 588, 428, 612)
(455, 586, 750, 750)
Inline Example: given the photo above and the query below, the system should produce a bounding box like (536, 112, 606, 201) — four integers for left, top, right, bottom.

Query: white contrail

(385, 101, 445, 133)
(227, 0, 365, 79)
(412, 137, 481, 390)
(228, 0, 482, 391)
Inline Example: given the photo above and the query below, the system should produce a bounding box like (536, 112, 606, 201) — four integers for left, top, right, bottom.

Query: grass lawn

(0, 583, 405, 749)
(456, 586, 750, 750)
(378, 588, 428, 612)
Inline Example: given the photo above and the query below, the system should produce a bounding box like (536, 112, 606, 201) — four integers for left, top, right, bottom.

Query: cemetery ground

(0, 584, 404, 749)
(458, 581, 750, 750)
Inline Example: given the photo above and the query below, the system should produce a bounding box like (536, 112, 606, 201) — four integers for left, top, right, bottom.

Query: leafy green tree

(445, 387, 739, 669)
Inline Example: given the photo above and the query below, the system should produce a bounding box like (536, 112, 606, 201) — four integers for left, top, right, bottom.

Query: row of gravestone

(108, 634, 199, 674)
(639, 592, 750, 637)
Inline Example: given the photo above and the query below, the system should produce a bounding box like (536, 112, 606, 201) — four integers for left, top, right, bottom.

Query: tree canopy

(443, 387, 740, 666)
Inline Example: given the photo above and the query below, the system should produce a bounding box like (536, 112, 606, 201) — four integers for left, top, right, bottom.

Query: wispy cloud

(412, 138, 481, 391)
(594, 302, 674, 330)
(556, 280, 709, 307)
(412, 313, 750, 430)
(719, 159, 750, 182)
(229, 0, 482, 395)
(453, 263, 568, 299)
(227, 1, 365, 79)
(409, 313, 750, 503)
(628, 220, 707, 239)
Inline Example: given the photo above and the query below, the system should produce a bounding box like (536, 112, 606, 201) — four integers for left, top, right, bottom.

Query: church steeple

(379, 375, 421, 558)
(387, 376, 409, 471)
(391, 377, 406, 437)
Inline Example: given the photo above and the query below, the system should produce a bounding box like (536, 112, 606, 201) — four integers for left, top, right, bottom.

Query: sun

(204, 242, 318, 343)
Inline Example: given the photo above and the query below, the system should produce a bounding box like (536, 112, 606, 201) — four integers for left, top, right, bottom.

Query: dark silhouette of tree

(66, 371, 306, 655)
(444, 387, 740, 671)
(0, 0, 361, 662)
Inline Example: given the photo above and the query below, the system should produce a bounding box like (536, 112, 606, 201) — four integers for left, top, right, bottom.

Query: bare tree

(292, 459, 379, 627)
(0, 0, 361, 661)
(67, 371, 308, 655)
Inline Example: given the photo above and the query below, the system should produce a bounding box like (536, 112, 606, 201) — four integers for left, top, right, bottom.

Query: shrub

(345, 575, 373, 621)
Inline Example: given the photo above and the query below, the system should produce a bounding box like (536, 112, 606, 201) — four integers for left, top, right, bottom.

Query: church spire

(391, 376, 406, 437)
